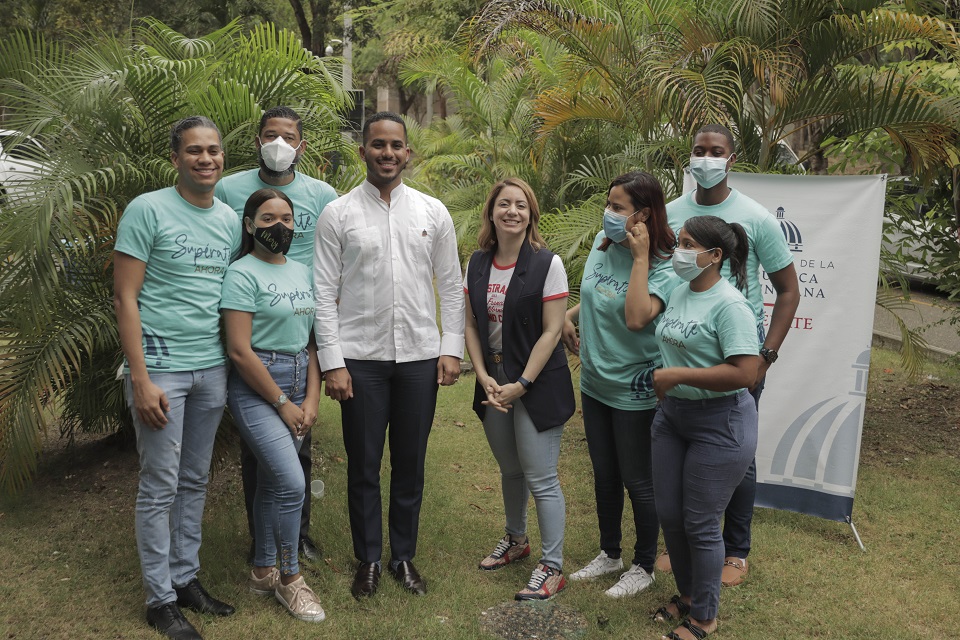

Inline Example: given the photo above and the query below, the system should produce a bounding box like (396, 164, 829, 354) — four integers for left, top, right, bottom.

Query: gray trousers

(482, 361, 566, 570)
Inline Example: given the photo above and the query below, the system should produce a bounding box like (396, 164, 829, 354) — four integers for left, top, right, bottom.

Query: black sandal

(651, 594, 690, 622)
(663, 619, 710, 640)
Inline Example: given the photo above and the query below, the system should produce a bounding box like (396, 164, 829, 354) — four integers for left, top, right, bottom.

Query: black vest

(467, 242, 575, 431)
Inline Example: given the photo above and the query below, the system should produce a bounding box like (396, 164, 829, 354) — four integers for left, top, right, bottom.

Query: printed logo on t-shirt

(268, 284, 313, 311)
(630, 361, 657, 400)
(583, 262, 629, 298)
(659, 307, 699, 350)
(171, 233, 232, 274)
(487, 282, 507, 323)
(294, 210, 314, 239)
(143, 329, 170, 370)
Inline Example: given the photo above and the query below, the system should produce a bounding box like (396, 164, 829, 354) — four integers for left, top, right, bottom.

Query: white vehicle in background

(0, 129, 47, 202)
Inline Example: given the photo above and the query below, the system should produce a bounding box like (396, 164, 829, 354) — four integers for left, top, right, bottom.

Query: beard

(258, 152, 302, 179)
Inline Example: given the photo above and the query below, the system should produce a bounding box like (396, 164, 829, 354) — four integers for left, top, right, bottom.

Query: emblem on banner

(776, 206, 803, 252)
(764, 350, 869, 496)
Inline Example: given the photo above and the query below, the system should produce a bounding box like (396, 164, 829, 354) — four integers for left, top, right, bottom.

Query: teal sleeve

(114, 201, 156, 262)
(755, 213, 794, 274)
(648, 260, 682, 308)
(716, 299, 760, 359)
(213, 181, 227, 205)
(220, 267, 258, 312)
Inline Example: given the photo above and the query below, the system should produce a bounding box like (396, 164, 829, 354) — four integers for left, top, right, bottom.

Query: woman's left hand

(493, 381, 527, 407)
(626, 221, 650, 260)
(652, 368, 680, 400)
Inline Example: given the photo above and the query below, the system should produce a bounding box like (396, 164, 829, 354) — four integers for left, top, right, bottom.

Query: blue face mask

(688, 156, 730, 189)
(603, 208, 631, 243)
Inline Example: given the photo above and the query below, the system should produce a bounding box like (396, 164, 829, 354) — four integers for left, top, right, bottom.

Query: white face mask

(688, 156, 730, 189)
(259, 136, 301, 172)
(671, 248, 715, 281)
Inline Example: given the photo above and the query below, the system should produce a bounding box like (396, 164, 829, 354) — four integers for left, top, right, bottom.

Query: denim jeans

(722, 376, 764, 558)
(228, 349, 308, 577)
(651, 390, 758, 620)
(580, 393, 658, 570)
(482, 361, 566, 570)
(126, 365, 227, 607)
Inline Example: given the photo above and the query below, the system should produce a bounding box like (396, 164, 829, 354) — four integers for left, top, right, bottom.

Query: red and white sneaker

(514, 563, 566, 601)
(480, 535, 531, 571)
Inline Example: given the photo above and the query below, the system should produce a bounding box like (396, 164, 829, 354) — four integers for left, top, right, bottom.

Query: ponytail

(727, 222, 749, 292)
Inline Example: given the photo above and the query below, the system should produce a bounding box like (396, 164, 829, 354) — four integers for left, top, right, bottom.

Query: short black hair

(694, 124, 736, 153)
(362, 112, 407, 144)
(259, 106, 303, 137)
(170, 116, 221, 153)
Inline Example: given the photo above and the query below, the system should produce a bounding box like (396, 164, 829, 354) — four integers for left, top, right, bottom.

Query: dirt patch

(861, 369, 960, 466)
(480, 601, 589, 640)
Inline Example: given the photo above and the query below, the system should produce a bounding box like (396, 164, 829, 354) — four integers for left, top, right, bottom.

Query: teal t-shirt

(666, 189, 793, 325)
(115, 187, 241, 372)
(220, 254, 314, 354)
(656, 278, 759, 400)
(215, 169, 338, 270)
(578, 232, 683, 410)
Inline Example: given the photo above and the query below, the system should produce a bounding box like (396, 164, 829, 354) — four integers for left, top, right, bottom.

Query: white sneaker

(249, 567, 280, 596)
(275, 576, 326, 623)
(568, 551, 623, 581)
(604, 564, 654, 598)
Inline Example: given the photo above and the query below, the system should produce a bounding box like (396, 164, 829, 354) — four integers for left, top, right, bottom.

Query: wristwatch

(517, 376, 532, 389)
(759, 347, 779, 364)
(273, 393, 288, 408)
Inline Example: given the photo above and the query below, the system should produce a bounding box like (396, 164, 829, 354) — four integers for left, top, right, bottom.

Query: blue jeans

(482, 362, 566, 570)
(126, 365, 228, 607)
(228, 349, 308, 577)
(651, 390, 758, 620)
(722, 377, 764, 558)
(580, 393, 658, 570)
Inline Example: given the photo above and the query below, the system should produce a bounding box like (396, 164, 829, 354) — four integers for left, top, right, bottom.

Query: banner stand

(846, 516, 866, 552)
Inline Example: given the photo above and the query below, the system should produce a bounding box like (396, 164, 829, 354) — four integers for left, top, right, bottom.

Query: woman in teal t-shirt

(561, 171, 679, 597)
(650, 215, 759, 640)
(221, 189, 325, 623)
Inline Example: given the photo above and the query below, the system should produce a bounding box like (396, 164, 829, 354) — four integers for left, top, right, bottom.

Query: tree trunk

(288, 0, 313, 54)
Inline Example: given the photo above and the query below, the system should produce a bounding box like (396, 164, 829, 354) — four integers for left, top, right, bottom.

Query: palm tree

(472, 0, 960, 173)
(0, 19, 354, 496)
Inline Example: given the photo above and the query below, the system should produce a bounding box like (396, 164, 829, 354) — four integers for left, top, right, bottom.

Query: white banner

(682, 173, 887, 521)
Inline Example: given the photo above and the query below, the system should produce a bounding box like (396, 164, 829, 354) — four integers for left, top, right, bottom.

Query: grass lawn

(1, 348, 958, 639)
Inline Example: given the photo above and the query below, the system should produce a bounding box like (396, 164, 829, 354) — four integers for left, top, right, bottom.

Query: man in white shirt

(313, 112, 465, 599)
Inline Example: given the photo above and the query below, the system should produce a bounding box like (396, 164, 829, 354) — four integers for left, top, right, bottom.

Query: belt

(488, 351, 504, 364)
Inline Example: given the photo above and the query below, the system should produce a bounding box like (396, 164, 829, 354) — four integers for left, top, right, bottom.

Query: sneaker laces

(490, 537, 513, 558)
(525, 565, 553, 590)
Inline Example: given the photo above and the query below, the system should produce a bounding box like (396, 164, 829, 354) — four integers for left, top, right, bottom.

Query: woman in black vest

(464, 177, 575, 601)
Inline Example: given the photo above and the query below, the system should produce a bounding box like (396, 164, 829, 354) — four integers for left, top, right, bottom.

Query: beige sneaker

(249, 567, 280, 596)
(275, 576, 326, 623)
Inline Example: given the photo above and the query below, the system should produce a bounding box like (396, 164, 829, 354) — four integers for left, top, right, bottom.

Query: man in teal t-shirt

(662, 124, 800, 587)
(215, 106, 335, 563)
(114, 116, 240, 639)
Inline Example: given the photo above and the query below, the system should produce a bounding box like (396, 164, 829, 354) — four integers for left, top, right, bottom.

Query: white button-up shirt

(313, 180, 465, 371)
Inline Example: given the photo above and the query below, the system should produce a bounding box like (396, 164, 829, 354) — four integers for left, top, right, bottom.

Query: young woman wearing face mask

(560, 172, 679, 598)
(464, 178, 576, 601)
(648, 215, 759, 640)
(220, 188, 325, 623)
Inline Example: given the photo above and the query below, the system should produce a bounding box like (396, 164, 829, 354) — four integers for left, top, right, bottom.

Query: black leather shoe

(299, 535, 321, 562)
(146, 602, 202, 640)
(388, 560, 427, 595)
(351, 562, 380, 599)
(175, 578, 236, 617)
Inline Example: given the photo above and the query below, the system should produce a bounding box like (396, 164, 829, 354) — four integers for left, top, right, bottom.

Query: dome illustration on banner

(776, 206, 803, 252)
(764, 350, 869, 497)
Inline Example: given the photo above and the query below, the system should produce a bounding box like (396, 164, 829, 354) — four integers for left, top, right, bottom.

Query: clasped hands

(479, 374, 526, 413)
